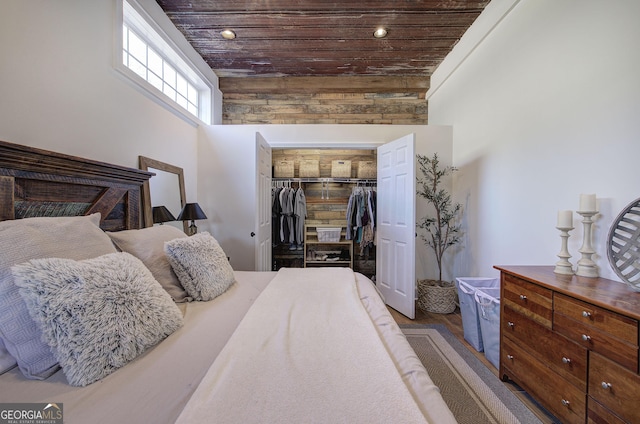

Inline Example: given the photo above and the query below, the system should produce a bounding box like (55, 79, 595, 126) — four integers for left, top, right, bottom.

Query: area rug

(401, 324, 544, 424)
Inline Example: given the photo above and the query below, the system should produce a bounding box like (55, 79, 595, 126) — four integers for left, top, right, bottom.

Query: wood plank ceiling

(157, 0, 491, 124)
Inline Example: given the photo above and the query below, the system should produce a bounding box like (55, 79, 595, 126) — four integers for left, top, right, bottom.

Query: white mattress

(0, 270, 454, 424)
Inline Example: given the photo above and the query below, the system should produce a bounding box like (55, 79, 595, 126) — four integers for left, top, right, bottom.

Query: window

(118, 0, 212, 124)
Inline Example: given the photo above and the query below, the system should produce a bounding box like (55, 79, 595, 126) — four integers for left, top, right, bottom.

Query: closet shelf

(304, 224, 353, 269)
(272, 177, 376, 184)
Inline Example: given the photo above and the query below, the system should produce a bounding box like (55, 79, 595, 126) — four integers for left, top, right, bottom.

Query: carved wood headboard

(0, 140, 153, 231)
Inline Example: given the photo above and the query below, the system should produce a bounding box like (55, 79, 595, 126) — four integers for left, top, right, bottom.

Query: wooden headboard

(0, 140, 153, 231)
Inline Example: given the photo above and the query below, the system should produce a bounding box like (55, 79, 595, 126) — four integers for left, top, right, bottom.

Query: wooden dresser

(494, 266, 640, 424)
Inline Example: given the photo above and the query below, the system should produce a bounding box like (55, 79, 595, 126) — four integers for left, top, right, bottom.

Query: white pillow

(0, 213, 116, 379)
(12, 252, 184, 387)
(164, 232, 235, 301)
(107, 226, 192, 303)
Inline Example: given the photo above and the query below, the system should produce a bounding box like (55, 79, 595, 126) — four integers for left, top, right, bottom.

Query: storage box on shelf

(304, 224, 352, 269)
(316, 227, 341, 242)
(274, 160, 294, 178)
(330, 160, 352, 178)
(495, 266, 640, 424)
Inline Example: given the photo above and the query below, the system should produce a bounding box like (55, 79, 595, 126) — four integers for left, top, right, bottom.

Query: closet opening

(271, 148, 377, 280)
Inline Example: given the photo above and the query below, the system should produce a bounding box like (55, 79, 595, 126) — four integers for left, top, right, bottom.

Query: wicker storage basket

(299, 159, 320, 178)
(331, 160, 352, 178)
(274, 160, 294, 178)
(357, 160, 377, 179)
(417, 279, 457, 314)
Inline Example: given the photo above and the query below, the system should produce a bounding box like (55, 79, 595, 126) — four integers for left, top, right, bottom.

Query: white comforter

(176, 267, 430, 424)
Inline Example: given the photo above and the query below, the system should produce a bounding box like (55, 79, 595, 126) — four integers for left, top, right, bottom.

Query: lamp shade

(177, 203, 207, 221)
(152, 205, 176, 224)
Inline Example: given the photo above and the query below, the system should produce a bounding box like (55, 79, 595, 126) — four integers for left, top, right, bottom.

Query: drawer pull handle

(519, 294, 527, 301)
(582, 311, 592, 318)
(561, 399, 570, 407)
(581, 334, 591, 342)
(507, 354, 514, 360)
(601, 382, 612, 390)
(562, 357, 572, 364)
(507, 321, 515, 328)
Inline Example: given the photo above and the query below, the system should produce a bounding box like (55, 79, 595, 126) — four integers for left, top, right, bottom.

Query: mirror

(139, 156, 187, 233)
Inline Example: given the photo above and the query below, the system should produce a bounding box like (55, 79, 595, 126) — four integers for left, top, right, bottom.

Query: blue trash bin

(475, 287, 501, 369)
(455, 277, 499, 352)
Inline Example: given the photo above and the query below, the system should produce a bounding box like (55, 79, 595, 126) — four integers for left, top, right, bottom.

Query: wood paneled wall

(221, 76, 428, 125)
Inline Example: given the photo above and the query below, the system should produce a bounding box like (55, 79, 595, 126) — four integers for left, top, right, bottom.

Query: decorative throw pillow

(0, 213, 116, 380)
(11, 252, 184, 387)
(164, 232, 235, 301)
(107, 225, 192, 303)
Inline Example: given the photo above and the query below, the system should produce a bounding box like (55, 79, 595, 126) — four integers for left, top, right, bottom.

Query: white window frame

(115, 0, 212, 125)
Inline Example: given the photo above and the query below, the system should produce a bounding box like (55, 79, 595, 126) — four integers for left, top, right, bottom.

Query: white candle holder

(576, 210, 599, 278)
(554, 226, 574, 275)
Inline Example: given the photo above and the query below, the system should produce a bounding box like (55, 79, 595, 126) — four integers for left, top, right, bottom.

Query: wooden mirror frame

(139, 156, 187, 233)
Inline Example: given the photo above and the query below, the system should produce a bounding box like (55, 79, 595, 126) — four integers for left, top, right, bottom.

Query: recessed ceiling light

(220, 29, 236, 40)
(373, 28, 387, 38)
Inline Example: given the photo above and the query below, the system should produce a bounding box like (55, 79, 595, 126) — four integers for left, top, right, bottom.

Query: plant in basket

(416, 153, 463, 314)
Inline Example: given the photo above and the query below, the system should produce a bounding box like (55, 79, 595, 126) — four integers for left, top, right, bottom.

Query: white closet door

(255, 132, 272, 271)
(376, 134, 416, 319)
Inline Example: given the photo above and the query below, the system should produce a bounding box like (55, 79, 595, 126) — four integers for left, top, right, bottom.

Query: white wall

(198, 124, 453, 274)
(0, 0, 221, 204)
(427, 0, 640, 281)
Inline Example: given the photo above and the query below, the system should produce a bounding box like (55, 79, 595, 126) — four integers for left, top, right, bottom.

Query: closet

(251, 132, 426, 319)
(271, 149, 377, 279)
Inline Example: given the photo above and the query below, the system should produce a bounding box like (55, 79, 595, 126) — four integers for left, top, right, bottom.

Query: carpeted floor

(401, 324, 544, 424)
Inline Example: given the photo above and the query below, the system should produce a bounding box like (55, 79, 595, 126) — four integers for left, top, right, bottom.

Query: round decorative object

(607, 197, 640, 290)
(417, 279, 457, 314)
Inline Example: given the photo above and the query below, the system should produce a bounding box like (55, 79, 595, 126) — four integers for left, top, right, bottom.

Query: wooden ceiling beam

(183, 26, 469, 41)
(190, 39, 456, 52)
(167, 13, 483, 30)
(214, 64, 436, 78)
(159, 0, 489, 13)
(219, 76, 429, 94)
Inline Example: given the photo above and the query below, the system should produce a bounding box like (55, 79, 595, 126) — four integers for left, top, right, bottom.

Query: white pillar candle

(579, 193, 597, 212)
(558, 210, 573, 228)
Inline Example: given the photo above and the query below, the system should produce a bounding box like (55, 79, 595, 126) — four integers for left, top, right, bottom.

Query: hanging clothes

(272, 186, 283, 246)
(346, 186, 377, 250)
(271, 182, 307, 248)
(293, 187, 307, 248)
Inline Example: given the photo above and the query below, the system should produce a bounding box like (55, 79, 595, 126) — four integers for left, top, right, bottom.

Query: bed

(0, 140, 455, 424)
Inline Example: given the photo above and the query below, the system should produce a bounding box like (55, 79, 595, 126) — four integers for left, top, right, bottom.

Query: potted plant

(416, 153, 462, 314)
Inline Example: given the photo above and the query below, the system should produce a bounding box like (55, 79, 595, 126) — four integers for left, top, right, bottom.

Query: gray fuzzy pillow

(164, 232, 235, 301)
(11, 252, 183, 387)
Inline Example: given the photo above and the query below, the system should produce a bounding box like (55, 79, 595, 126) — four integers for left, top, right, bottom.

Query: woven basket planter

(417, 279, 457, 314)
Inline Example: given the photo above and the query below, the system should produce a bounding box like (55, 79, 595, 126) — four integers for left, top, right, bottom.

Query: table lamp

(152, 205, 176, 225)
(177, 202, 207, 235)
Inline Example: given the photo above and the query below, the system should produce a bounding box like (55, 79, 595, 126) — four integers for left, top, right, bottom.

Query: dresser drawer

(502, 337, 586, 424)
(589, 352, 640, 424)
(502, 273, 553, 328)
(588, 398, 626, 424)
(555, 293, 638, 345)
(503, 306, 587, 391)
(554, 312, 638, 372)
